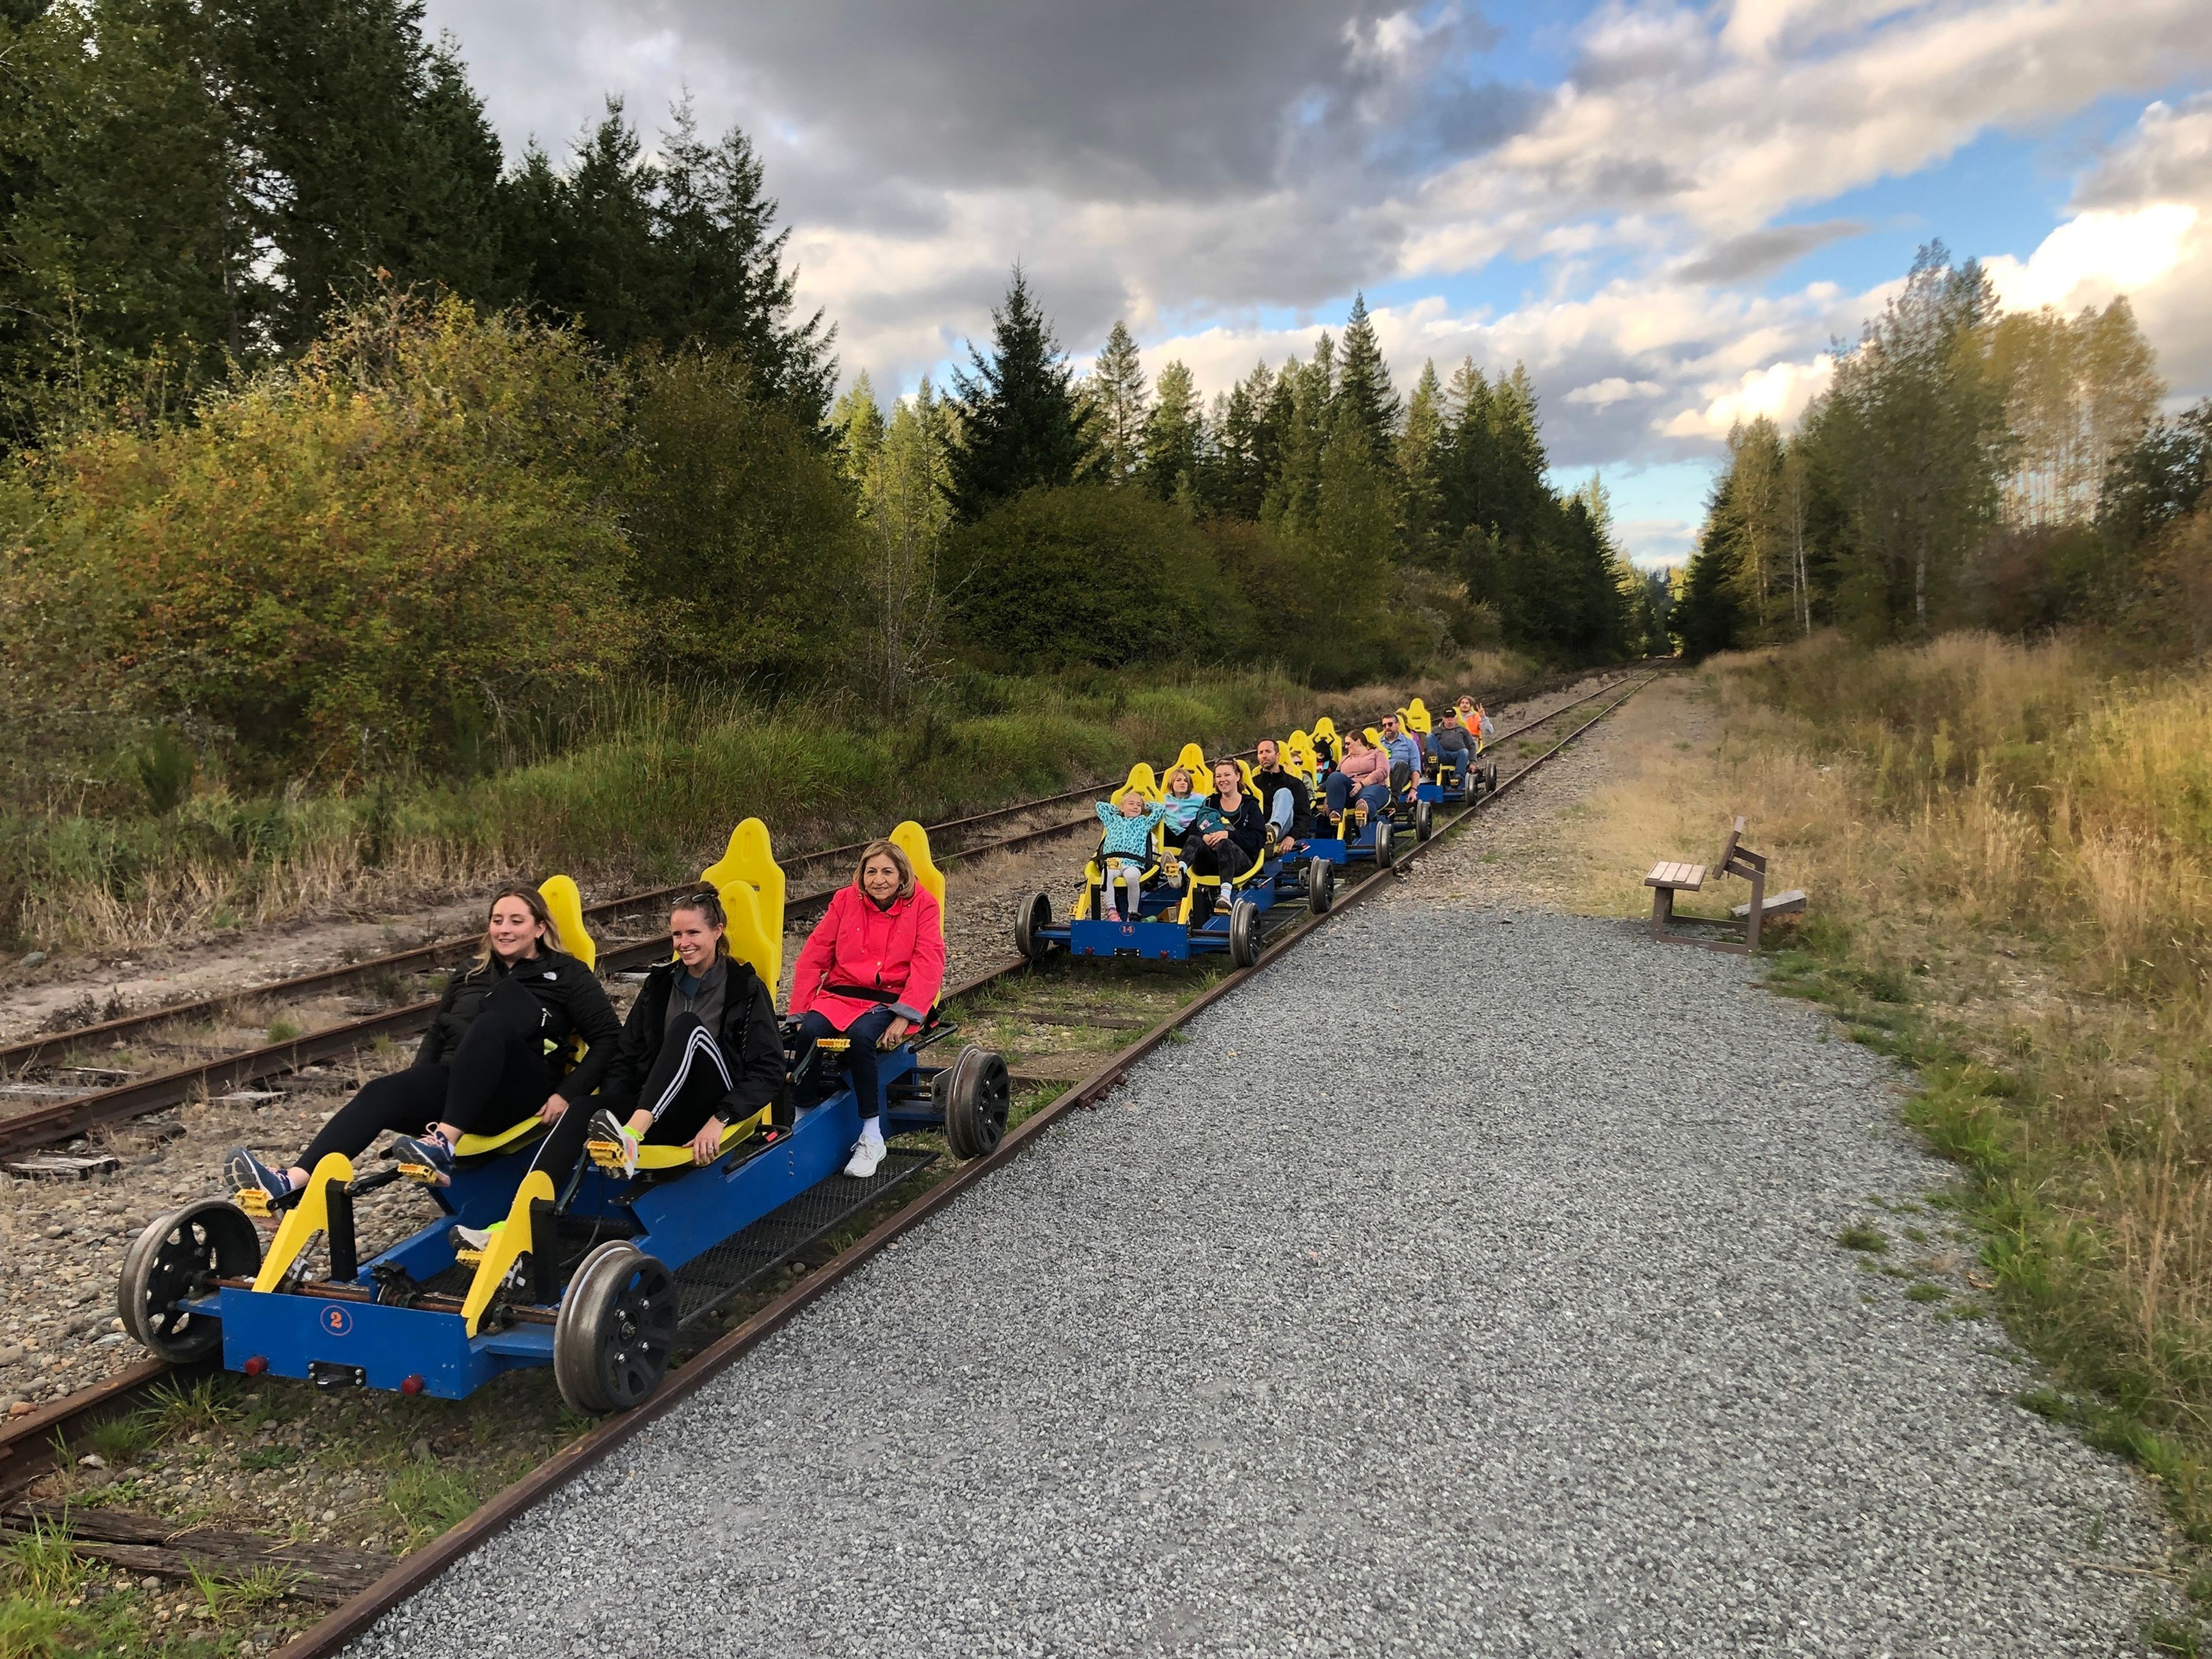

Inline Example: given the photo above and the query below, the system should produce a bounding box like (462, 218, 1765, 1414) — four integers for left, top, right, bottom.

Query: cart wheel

(940, 1046, 1012, 1160)
(1487, 762, 1499, 791)
(1414, 800, 1435, 842)
(1014, 891, 1052, 964)
(554, 1243, 676, 1415)
(118, 1199, 262, 1363)
(1374, 819, 1395, 869)
(1229, 899, 1263, 967)
(1305, 858, 1334, 916)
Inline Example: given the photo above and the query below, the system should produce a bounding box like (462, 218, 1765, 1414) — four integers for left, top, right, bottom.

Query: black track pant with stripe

(528, 1013, 732, 1198)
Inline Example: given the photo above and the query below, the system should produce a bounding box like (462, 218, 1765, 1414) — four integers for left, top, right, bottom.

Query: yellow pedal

(815, 1037, 850, 1052)
(395, 1161, 444, 1186)
(585, 1137, 631, 1172)
(456, 1248, 484, 1267)
(234, 1188, 271, 1218)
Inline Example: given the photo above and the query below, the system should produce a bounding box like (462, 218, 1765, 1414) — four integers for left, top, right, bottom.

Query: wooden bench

(1644, 816, 1805, 954)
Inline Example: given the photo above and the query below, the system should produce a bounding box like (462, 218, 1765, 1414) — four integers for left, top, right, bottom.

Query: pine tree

(645, 99, 834, 421)
(1333, 294, 1399, 454)
(498, 103, 662, 353)
(830, 370, 884, 490)
(1140, 360, 1202, 504)
(212, 0, 505, 350)
(1397, 359, 1446, 567)
(1084, 320, 1147, 486)
(945, 266, 1092, 522)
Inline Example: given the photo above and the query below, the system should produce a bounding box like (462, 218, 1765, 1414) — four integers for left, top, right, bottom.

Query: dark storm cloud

(688, 0, 1514, 202)
(1675, 221, 1865, 282)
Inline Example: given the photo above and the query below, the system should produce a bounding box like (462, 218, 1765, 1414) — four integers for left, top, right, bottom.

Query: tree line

(1674, 242, 2210, 658)
(0, 0, 1646, 806)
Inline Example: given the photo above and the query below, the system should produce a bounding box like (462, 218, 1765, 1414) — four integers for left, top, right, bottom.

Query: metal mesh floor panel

(671, 1146, 938, 1325)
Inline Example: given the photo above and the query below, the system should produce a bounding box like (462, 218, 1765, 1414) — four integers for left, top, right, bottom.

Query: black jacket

(414, 949, 622, 1097)
(1249, 766, 1312, 835)
(1202, 791, 1270, 865)
(601, 956, 785, 1122)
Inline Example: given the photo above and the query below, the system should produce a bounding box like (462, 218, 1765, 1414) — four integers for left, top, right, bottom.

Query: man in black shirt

(1249, 738, 1312, 850)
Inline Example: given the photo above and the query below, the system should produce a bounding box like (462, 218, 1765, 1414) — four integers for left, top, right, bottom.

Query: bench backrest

(1716, 815, 1745, 871)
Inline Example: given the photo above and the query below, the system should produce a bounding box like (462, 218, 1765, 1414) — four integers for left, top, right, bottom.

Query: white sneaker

(843, 1137, 886, 1179)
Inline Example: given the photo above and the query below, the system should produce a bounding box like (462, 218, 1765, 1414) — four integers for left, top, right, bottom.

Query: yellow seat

(702, 817, 787, 987)
(454, 1116, 548, 1160)
(1406, 698, 1433, 736)
(1168, 741, 1207, 782)
(1311, 717, 1342, 768)
(585, 1106, 774, 1174)
(1235, 759, 1259, 797)
(889, 821, 948, 935)
(1121, 762, 1162, 803)
(537, 874, 594, 972)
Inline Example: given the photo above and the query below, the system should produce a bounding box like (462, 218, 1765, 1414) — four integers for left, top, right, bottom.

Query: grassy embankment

(4, 652, 1533, 956)
(1546, 633, 2212, 1623)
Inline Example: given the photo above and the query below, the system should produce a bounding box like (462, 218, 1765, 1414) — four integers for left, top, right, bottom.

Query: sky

(419, 0, 2212, 567)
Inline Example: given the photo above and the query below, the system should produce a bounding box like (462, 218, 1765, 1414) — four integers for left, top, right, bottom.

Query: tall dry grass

(1572, 634, 2212, 1540)
(5, 650, 1535, 953)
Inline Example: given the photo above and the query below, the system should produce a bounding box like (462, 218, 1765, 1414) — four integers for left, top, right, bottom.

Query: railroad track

(0, 671, 1658, 1650)
(0, 666, 1646, 1159)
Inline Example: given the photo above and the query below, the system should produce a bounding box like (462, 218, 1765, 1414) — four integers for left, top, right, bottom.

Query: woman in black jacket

(226, 886, 619, 1199)
(521, 890, 786, 1200)
(1184, 757, 1269, 895)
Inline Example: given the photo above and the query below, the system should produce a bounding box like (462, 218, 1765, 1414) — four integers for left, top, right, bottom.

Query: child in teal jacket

(1094, 790, 1168, 921)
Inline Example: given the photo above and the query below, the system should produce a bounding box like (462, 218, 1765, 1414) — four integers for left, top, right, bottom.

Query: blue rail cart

(116, 822, 1008, 1415)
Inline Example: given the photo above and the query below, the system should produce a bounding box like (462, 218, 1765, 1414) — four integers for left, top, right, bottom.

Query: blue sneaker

(225, 1146, 291, 1213)
(391, 1130, 456, 1185)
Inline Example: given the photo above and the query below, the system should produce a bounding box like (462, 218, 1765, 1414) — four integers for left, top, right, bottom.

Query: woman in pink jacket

(788, 838, 946, 1177)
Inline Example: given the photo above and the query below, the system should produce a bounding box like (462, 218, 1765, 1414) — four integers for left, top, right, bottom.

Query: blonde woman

(788, 840, 946, 1177)
(226, 886, 619, 1199)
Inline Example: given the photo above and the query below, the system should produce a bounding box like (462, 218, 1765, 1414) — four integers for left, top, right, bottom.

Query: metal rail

(0, 672, 1642, 1159)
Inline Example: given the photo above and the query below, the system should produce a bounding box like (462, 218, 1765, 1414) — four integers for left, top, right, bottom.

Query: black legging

(1183, 836, 1256, 883)
(299, 978, 560, 1169)
(528, 1013, 734, 1198)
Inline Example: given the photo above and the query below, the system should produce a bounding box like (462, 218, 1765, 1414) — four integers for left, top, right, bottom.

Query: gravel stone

(343, 897, 2176, 1655)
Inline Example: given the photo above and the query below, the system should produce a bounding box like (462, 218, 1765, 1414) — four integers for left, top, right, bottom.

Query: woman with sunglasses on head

(487, 892, 786, 1222)
(226, 886, 620, 1201)
(789, 839, 945, 1179)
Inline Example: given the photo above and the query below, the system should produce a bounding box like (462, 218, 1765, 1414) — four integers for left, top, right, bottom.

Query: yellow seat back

(1236, 759, 1259, 797)
(1172, 741, 1207, 779)
(1405, 699, 1432, 736)
(538, 875, 594, 973)
(702, 817, 786, 988)
(1286, 733, 1319, 782)
(1122, 762, 1162, 802)
(1364, 726, 1382, 747)
(889, 821, 948, 936)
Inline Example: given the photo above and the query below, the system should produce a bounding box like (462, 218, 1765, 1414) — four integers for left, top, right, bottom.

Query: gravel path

(349, 879, 2173, 1656)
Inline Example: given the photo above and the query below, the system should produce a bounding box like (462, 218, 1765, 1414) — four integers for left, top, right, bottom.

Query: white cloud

(1983, 204, 2199, 313)
(1658, 354, 1836, 439)
(1565, 377, 1664, 407)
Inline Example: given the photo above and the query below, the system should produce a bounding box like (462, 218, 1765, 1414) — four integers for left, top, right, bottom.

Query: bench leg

(1745, 868, 1765, 953)
(1649, 887, 1673, 942)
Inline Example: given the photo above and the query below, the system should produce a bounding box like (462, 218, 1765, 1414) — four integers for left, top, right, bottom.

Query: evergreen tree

(640, 100, 834, 421)
(0, 0, 247, 436)
(495, 107, 662, 354)
(945, 266, 1091, 522)
(1084, 320, 1147, 486)
(1397, 359, 1446, 567)
(1262, 339, 1331, 535)
(1332, 293, 1399, 454)
(212, 0, 505, 351)
(830, 369, 884, 490)
(1140, 359, 1202, 504)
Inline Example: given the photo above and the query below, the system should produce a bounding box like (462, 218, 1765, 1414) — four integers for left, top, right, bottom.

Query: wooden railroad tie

(1643, 816, 1806, 955)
